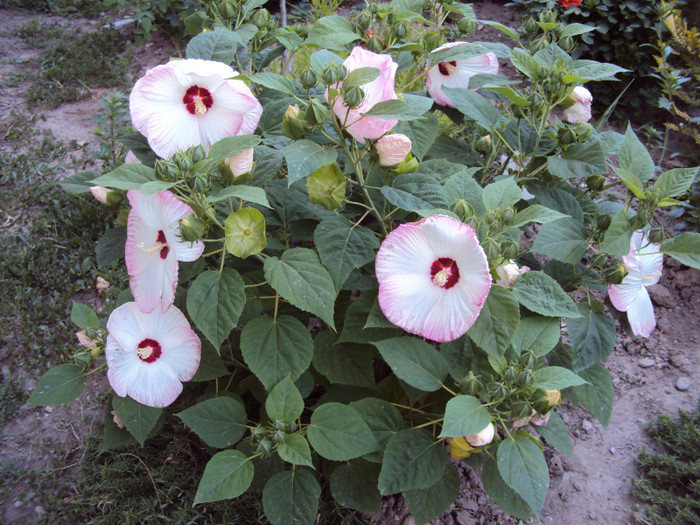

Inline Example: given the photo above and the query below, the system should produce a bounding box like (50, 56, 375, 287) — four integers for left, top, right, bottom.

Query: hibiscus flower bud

(281, 104, 311, 140)
(476, 134, 492, 155)
(495, 260, 529, 287)
(356, 11, 371, 29)
(393, 22, 408, 38)
(605, 263, 629, 285)
(559, 36, 575, 53)
(466, 422, 496, 447)
(545, 389, 561, 407)
(586, 174, 605, 192)
(257, 437, 273, 456)
(563, 86, 593, 124)
(300, 69, 318, 89)
(376, 133, 412, 167)
(451, 199, 475, 223)
(459, 17, 476, 34)
(366, 35, 384, 53)
(179, 216, 207, 243)
(557, 126, 577, 146)
(90, 186, 121, 206)
(221, 148, 255, 184)
(251, 8, 271, 28)
(597, 213, 612, 231)
(394, 154, 419, 174)
(458, 371, 482, 395)
(523, 17, 538, 34)
(307, 163, 346, 210)
(76, 330, 97, 349)
(573, 122, 593, 142)
(273, 430, 286, 443)
(343, 85, 365, 109)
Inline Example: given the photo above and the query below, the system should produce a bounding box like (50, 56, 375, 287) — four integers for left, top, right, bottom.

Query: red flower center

(430, 257, 460, 289)
(438, 61, 458, 76)
(183, 85, 213, 116)
(136, 338, 162, 363)
(156, 230, 170, 260)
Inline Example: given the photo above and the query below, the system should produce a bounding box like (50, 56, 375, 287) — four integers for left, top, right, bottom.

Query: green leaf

(262, 470, 320, 525)
(283, 140, 338, 186)
(560, 23, 596, 37)
(240, 316, 314, 391)
(510, 205, 569, 228)
(207, 185, 271, 208)
(251, 72, 297, 95)
(349, 397, 404, 452)
(90, 163, 156, 191)
(373, 337, 449, 392)
(208, 135, 261, 165)
(277, 434, 313, 467)
(381, 172, 447, 212)
(314, 216, 379, 290)
(429, 41, 510, 63)
(330, 460, 382, 513)
(602, 209, 634, 256)
(478, 20, 519, 40)
(512, 272, 581, 318)
(532, 218, 588, 264)
(566, 59, 628, 82)
(612, 167, 646, 199)
(313, 332, 376, 389)
(343, 67, 381, 89)
(482, 457, 532, 521)
(71, 301, 98, 329)
(274, 27, 304, 50)
(338, 290, 401, 344)
(443, 169, 485, 216)
(395, 112, 439, 161)
(531, 185, 583, 223)
(307, 403, 379, 461)
(439, 395, 492, 438)
(96, 228, 126, 268)
(60, 170, 99, 194)
(26, 364, 86, 407)
(305, 15, 360, 49)
(111, 396, 162, 445)
(618, 124, 655, 183)
(567, 301, 616, 371)
(309, 49, 343, 70)
(263, 248, 336, 329)
(532, 366, 586, 390)
(177, 397, 247, 449)
(547, 140, 606, 179)
(362, 99, 423, 120)
(510, 48, 541, 79)
(660, 232, 700, 270)
(443, 87, 500, 131)
(378, 429, 447, 494)
(655, 168, 698, 198)
(265, 375, 304, 424)
(468, 285, 520, 358)
(535, 411, 573, 457)
(497, 435, 549, 516)
(404, 463, 460, 525)
(482, 177, 522, 210)
(511, 315, 560, 356)
(185, 28, 241, 63)
(187, 269, 246, 349)
(191, 341, 229, 381)
(571, 364, 613, 427)
(194, 450, 254, 504)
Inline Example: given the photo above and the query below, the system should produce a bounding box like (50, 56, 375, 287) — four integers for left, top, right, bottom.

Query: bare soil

(1, 2, 698, 525)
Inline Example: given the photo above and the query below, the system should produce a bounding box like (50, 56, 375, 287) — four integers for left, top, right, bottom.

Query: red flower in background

(559, 0, 582, 7)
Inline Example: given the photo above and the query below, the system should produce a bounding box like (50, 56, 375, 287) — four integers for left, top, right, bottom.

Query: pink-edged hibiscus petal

(125, 190, 204, 313)
(608, 270, 643, 313)
(105, 302, 201, 408)
(376, 214, 492, 342)
(626, 286, 656, 338)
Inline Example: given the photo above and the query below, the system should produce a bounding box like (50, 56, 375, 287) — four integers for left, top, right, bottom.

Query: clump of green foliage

(632, 401, 700, 524)
(5, 0, 103, 17)
(19, 27, 130, 108)
(103, 0, 202, 44)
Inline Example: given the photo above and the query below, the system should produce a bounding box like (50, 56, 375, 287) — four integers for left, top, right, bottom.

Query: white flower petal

(378, 273, 443, 337)
(145, 104, 201, 159)
(129, 64, 187, 136)
(627, 286, 656, 338)
(608, 270, 643, 312)
(106, 336, 142, 398)
(127, 361, 183, 408)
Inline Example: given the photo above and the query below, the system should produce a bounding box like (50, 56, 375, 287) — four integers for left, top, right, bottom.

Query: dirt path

(0, 3, 698, 525)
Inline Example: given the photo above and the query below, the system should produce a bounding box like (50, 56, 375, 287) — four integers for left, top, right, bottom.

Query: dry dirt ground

(1, 2, 698, 524)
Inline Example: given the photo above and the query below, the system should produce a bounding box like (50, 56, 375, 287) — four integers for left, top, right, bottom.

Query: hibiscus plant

(31, 0, 700, 523)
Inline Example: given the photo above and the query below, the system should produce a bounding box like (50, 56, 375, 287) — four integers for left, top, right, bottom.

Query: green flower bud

(321, 65, 340, 86)
(256, 437, 273, 455)
(539, 9, 557, 24)
(343, 85, 365, 109)
(178, 155, 193, 173)
(451, 199, 475, 223)
(307, 163, 346, 210)
(559, 36, 575, 53)
(356, 11, 371, 29)
(558, 126, 577, 146)
(274, 419, 286, 431)
(648, 228, 664, 244)
(501, 240, 519, 260)
(393, 22, 408, 38)
(304, 99, 328, 125)
(252, 425, 267, 440)
(517, 369, 533, 387)
(366, 35, 384, 53)
(504, 366, 517, 382)
(586, 174, 605, 192)
(179, 216, 206, 243)
(393, 154, 419, 174)
(500, 207, 515, 225)
(252, 8, 271, 28)
(193, 173, 209, 192)
(281, 104, 311, 140)
(459, 17, 476, 34)
(605, 263, 629, 285)
(338, 65, 347, 79)
(220, 148, 254, 184)
(273, 430, 286, 443)
(300, 69, 318, 89)
(423, 31, 442, 52)
(191, 145, 207, 163)
(219, 0, 237, 18)
(489, 381, 509, 400)
(476, 134, 492, 155)
(267, 19, 278, 31)
(287, 421, 298, 432)
(523, 17, 538, 34)
(596, 213, 612, 231)
(518, 352, 535, 369)
(459, 371, 482, 396)
(224, 207, 267, 258)
(573, 122, 593, 142)
(483, 238, 501, 260)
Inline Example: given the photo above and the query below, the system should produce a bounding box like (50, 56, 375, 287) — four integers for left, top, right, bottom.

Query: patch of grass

(632, 400, 700, 524)
(0, 112, 123, 378)
(13, 19, 65, 47)
(0, 373, 26, 432)
(4, 0, 103, 17)
(26, 27, 131, 108)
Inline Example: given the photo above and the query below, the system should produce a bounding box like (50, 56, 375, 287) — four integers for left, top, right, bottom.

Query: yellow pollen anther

(137, 241, 168, 255)
(442, 62, 458, 75)
(433, 268, 450, 287)
(137, 346, 154, 360)
(194, 97, 208, 115)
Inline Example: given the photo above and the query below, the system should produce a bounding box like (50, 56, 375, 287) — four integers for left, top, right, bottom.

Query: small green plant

(632, 401, 700, 524)
(103, 0, 201, 45)
(92, 90, 134, 169)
